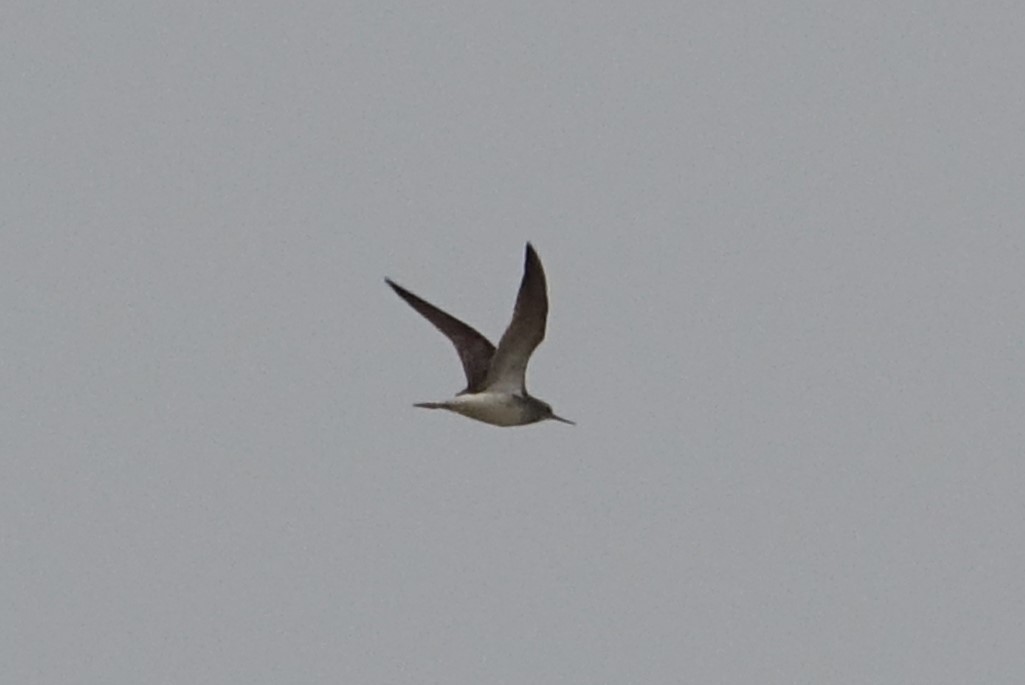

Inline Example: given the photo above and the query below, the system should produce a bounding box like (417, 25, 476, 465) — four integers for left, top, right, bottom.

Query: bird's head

(538, 401, 575, 425)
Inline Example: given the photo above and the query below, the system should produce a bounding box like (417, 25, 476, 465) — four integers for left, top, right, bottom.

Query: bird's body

(386, 243, 572, 427)
(415, 393, 541, 427)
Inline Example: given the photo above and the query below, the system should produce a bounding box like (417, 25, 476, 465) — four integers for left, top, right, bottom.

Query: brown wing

(385, 278, 495, 393)
(482, 243, 548, 394)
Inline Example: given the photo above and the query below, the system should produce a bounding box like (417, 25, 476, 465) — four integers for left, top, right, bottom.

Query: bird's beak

(549, 414, 575, 425)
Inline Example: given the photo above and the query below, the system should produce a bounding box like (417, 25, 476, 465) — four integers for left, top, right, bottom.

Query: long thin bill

(549, 414, 575, 425)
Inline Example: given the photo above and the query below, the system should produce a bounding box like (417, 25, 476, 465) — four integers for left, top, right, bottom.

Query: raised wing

(482, 243, 548, 394)
(385, 278, 495, 393)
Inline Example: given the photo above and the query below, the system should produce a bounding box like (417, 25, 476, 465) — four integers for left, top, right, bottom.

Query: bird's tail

(413, 402, 447, 410)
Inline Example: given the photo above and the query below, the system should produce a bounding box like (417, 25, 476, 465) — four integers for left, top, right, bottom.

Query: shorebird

(385, 243, 574, 427)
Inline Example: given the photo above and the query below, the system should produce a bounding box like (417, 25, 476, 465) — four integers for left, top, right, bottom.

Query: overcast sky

(4, 2, 1025, 683)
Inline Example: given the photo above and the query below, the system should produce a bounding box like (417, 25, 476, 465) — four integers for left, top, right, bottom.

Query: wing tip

(384, 277, 407, 295)
(524, 242, 544, 273)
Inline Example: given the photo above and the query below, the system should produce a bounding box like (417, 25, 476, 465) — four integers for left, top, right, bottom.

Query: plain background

(4, 2, 1024, 683)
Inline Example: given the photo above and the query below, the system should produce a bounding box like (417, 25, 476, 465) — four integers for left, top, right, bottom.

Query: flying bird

(385, 243, 573, 427)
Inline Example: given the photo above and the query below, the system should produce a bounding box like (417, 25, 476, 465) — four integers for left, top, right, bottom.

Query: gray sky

(4, 2, 1024, 683)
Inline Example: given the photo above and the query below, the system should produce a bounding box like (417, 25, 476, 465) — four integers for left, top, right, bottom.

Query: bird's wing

(385, 278, 495, 393)
(481, 243, 548, 395)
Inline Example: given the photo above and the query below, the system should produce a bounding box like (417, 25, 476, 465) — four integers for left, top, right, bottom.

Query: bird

(385, 242, 574, 427)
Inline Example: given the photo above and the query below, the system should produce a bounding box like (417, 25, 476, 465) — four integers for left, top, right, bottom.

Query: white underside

(429, 392, 536, 427)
